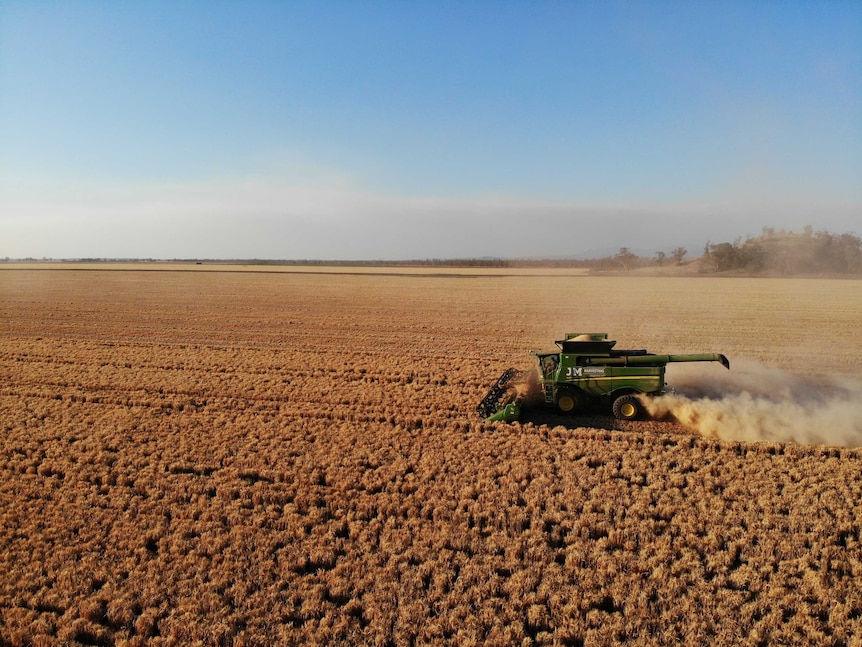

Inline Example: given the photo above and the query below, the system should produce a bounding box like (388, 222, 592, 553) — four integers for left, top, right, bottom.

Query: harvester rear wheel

(613, 394, 643, 421)
(555, 388, 582, 415)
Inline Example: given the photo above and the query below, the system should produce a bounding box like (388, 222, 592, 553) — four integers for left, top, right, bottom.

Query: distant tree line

(561, 226, 862, 275)
(5, 226, 860, 275)
(700, 227, 862, 275)
(581, 246, 689, 271)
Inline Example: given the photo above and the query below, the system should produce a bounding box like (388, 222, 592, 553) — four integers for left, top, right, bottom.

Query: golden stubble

(1, 267, 861, 646)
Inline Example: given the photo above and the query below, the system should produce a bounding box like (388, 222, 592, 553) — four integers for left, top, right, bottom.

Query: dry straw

(2, 269, 861, 645)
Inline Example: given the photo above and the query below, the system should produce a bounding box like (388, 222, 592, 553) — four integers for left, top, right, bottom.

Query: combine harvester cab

(479, 333, 729, 422)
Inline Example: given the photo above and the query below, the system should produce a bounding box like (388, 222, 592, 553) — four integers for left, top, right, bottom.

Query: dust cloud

(644, 360, 862, 448)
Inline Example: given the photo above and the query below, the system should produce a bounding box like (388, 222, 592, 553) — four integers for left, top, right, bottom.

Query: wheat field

(1, 266, 861, 646)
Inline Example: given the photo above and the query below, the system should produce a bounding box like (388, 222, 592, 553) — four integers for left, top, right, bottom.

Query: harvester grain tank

(478, 333, 730, 422)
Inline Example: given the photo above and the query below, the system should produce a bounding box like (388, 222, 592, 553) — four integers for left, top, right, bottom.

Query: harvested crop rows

(2, 268, 861, 646)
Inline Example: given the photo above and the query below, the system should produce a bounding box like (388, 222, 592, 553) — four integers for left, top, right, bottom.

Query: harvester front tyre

(613, 394, 643, 421)
(555, 388, 582, 415)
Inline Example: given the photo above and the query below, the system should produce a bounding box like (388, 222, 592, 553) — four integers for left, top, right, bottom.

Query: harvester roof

(557, 333, 617, 354)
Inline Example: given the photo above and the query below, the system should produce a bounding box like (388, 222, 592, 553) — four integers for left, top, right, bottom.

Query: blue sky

(1, 1, 860, 259)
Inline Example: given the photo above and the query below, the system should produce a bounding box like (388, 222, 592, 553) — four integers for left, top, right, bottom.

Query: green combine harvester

(478, 333, 730, 422)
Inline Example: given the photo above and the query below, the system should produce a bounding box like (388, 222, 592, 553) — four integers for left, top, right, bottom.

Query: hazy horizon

(2, 2, 860, 260)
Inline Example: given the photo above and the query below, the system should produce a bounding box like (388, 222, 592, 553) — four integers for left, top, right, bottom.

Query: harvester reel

(476, 368, 527, 420)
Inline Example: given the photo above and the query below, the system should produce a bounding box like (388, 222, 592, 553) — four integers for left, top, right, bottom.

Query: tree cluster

(576, 227, 861, 275)
(702, 228, 862, 275)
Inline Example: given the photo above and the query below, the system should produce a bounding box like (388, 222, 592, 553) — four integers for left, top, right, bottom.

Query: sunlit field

(2, 266, 861, 646)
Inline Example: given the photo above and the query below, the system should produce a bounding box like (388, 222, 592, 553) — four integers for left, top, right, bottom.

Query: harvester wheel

(613, 394, 643, 421)
(555, 388, 582, 415)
